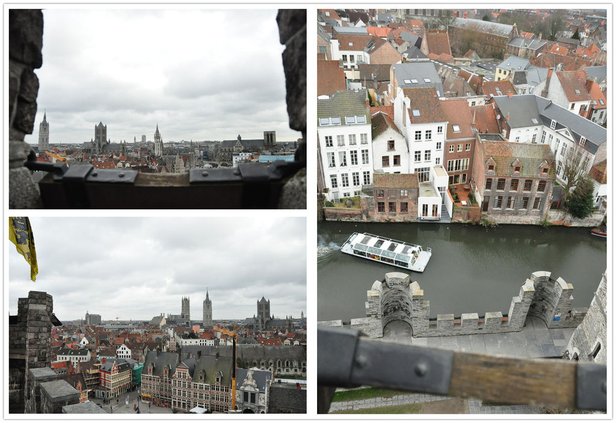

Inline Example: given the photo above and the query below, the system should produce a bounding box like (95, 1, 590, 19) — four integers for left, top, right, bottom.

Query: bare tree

(561, 141, 591, 203)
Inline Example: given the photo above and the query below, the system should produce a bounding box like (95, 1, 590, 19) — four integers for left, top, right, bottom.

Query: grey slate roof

(180, 345, 306, 362)
(143, 351, 179, 378)
(508, 37, 547, 51)
(317, 90, 370, 123)
(493, 95, 606, 154)
(451, 18, 513, 37)
(237, 368, 272, 392)
(497, 56, 530, 72)
(192, 355, 234, 386)
(403, 46, 427, 59)
(391, 61, 444, 95)
(584, 66, 606, 84)
(100, 358, 130, 373)
(400, 32, 420, 46)
(358, 64, 391, 82)
(57, 347, 89, 357)
(333, 26, 367, 35)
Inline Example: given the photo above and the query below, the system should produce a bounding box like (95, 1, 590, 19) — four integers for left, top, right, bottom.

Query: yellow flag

(9, 217, 38, 281)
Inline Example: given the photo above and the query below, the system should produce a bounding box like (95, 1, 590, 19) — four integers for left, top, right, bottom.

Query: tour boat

(590, 226, 607, 239)
(340, 232, 432, 272)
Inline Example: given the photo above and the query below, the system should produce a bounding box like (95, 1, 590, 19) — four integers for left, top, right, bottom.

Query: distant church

(38, 111, 49, 151)
(154, 124, 164, 157)
(203, 290, 213, 328)
(93, 122, 110, 154)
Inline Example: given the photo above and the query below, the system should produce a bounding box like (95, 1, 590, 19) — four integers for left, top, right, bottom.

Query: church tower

(154, 124, 164, 157)
(38, 111, 49, 151)
(257, 297, 271, 330)
(181, 296, 190, 321)
(94, 122, 108, 154)
(203, 290, 213, 328)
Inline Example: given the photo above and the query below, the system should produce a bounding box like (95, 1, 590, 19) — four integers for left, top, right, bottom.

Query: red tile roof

(586, 80, 606, 109)
(336, 34, 373, 51)
(425, 30, 452, 56)
(481, 80, 516, 97)
(402, 87, 447, 124)
(439, 99, 475, 139)
(470, 103, 500, 134)
(556, 71, 592, 102)
(317, 60, 346, 96)
(367, 26, 391, 38)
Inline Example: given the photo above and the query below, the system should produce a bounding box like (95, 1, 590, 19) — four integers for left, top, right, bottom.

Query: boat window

(395, 260, 408, 266)
(381, 257, 394, 263)
(374, 240, 384, 248)
(367, 246, 381, 255)
(387, 243, 397, 251)
(381, 250, 396, 259)
(361, 235, 372, 244)
(396, 254, 410, 263)
(354, 250, 366, 257)
(355, 244, 368, 252)
(402, 246, 412, 254)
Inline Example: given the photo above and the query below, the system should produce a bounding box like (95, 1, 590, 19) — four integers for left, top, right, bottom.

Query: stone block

(276, 9, 306, 44)
(13, 97, 38, 134)
(9, 167, 42, 208)
(484, 312, 503, 329)
(63, 402, 107, 413)
(281, 26, 306, 133)
(461, 313, 479, 330)
(278, 168, 306, 209)
(436, 314, 454, 330)
(9, 10, 44, 68)
(19, 68, 39, 102)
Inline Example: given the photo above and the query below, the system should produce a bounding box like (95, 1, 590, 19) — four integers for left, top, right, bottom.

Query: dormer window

(345, 116, 356, 124)
(488, 164, 495, 171)
(403, 79, 411, 84)
(514, 166, 521, 172)
(356, 116, 366, 124)
(349, 42, 353, 47)
(411, 79, 419, 84)
(550, 119, 556, 129)
(452, 124, 461, 133)
(412, 109, 421, 117)
(319, 118, 330, 126)
(579, 137, 586, 146)
(424, 78, 431, 83)
(331, 117, 341, 125)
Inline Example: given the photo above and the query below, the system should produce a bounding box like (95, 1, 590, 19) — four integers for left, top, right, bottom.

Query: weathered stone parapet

(276, 9, 306, 209)
(25, 367, 60, 414)
(62, 402, 107, 413)
(9, 9, 44, 208)
(353, 271, 588, 339)
(39, 380, 79, 414)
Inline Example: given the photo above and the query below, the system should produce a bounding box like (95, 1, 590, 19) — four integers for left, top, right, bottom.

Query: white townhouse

(371, 111, 409, 174)
(318, 90, 373, 201)
(116, 343, 132, 360)
(56, 347, 91, 365)
(493, 95, 607, 185)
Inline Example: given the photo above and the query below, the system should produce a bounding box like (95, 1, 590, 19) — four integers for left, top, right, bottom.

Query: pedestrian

(110, 405, 113, 414)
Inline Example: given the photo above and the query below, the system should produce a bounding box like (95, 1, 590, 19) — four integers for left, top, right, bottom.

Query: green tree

(566, 177, 594, 219)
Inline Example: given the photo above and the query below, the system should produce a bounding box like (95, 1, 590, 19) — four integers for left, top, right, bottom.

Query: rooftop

(451, 18, 514, 37)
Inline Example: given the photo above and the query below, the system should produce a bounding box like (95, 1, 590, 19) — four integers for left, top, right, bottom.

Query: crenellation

(346, 271, 589, 338)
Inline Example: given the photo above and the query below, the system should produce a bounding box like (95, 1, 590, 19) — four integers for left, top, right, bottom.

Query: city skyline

(26, 8, 299, 144)
(9, 217, 306, 320)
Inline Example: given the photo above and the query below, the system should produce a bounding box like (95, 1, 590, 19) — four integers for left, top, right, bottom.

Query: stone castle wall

(345, 271, 587, 339)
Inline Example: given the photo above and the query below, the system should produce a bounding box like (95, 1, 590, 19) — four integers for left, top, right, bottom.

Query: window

(541, 131, 546, 144)
(388, 202, 396, 213)
(337, 135, 344, 146)
(339, 151, 347, 166)
(457, 144, 463, 152)
(414, 151, 421, 162)
(400, 202, 408, 213)
(521, 196, 529, 209)
(497, 178, 505, 190)
(319, 118, 330, 126)
(341, 173, 349, 187)
(342, 54, 348, 61)
(350, 150, 358, 165)
(556, 162, 562, 176)
(485, 178, 492, 190)
(533, 197, 541, 209)
(542, 167, 548, 175)
(394, 155, 401, 166)
(327, 152, 335, 168)
(579, 137, 586, 146)
(452, 124, 461, 133)
(435, 157, 440, 165)
(345, 116, 356, 124)
(465, 143, 471, 151)
(506, 196, 514, 209)
(352, 172, 360, 186)
(416, 167, 430, 182)
(591, 342, 602, 360)
(363, 171, 370, 185)
(382, 156, 390, 167)
(437, 126, 443, 133)
(524, 179, 532, 191)
(400, 189, 408, 197)
(510, 179, 519, 191)
(561, 144, 567, 156)
(449, 144, 454, 153)
(494, 196, 503, 208)
(532, 133, 537, 143)
(550, 119, 556, 129)
(412, 109, 421, 116)
(349, 134, 357, 145)
(376, 189, 384, 198)
(415, 131, 421, 141)
(360, 133, 368, 144)
(424, 150, 431, 161)
(422, 204, 428, 216)
(377, 202, 385, 212)
(387, 140, 395, 151)
(436, 142, 442, 150)
(515, 136, 520, 142)
(570, 103, 574, 110)
(425, 130, 432, 140)
(488, 164, 495, 171)
(331, 117, 341, 125)
(361, 149, 369, 164)
(325, 136, 333, 147)
(537, 180, 546, 192)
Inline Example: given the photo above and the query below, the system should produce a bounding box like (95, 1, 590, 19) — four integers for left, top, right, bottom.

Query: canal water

(318, 222, 607, 322)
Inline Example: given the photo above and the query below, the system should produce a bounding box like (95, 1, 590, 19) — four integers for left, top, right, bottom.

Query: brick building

(440, 98, 475, 186)
(472, 135, 555, 218)
(448, 18, 516, 58)
(365, 173, 419, 221)
(96, 358, 132, 400)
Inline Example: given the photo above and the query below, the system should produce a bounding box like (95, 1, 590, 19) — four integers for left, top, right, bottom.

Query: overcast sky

(9, 217, 306, 321)
(25, 8, 299, 144)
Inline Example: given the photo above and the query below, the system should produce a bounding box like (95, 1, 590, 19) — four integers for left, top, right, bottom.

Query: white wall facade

(318, 123, 373, 201)
(372, 127, 409, 173)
